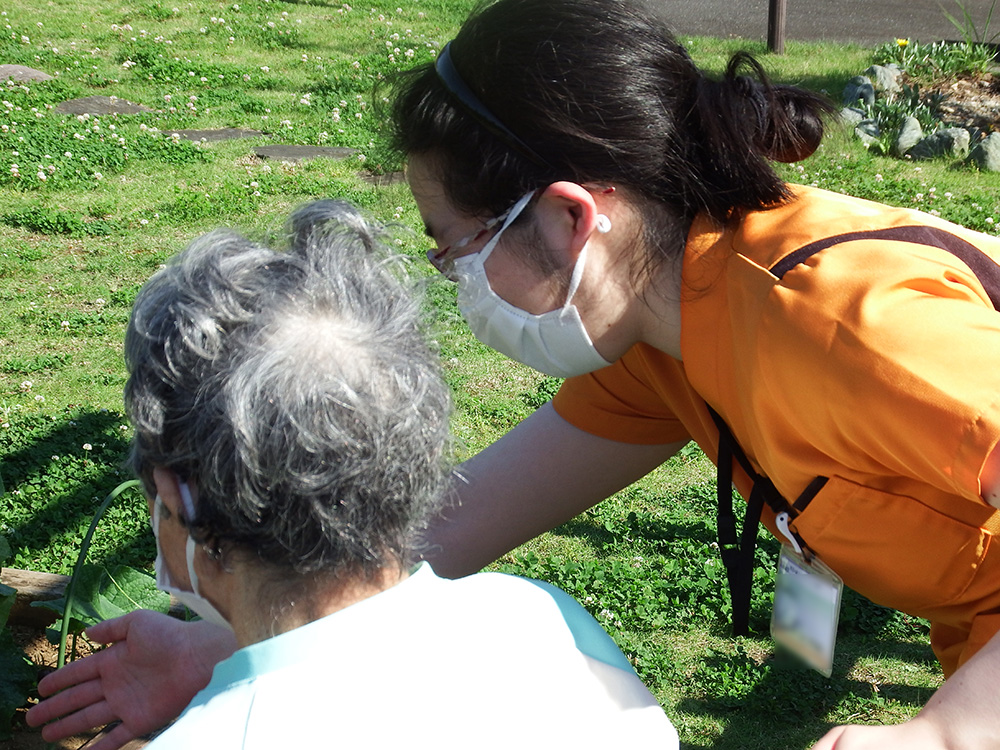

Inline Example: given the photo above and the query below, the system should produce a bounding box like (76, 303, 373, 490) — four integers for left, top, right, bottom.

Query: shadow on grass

(0, 407, 153, 574)
(676, 636, 939, 750)
(545, 494, 940, 750)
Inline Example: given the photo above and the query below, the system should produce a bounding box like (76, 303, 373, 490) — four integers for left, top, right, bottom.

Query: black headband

(434, 42, 552, 169)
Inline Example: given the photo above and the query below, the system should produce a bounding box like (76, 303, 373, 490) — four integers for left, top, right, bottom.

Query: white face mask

(151, 480, 233, 631)
(452, 192, 613, 379)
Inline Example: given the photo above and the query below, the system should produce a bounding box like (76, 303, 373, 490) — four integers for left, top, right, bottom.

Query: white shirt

(148, 563, 678, 749)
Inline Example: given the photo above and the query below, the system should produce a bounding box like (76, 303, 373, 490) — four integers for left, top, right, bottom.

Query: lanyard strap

(708, 406, 821, 636)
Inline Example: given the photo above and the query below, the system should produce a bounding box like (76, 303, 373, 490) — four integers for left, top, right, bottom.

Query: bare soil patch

(7, 626, 104, 750)
(922, 70, 1000, 133)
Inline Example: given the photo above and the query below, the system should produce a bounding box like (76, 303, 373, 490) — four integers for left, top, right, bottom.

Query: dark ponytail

(390, 0, 833, 270)
(687, 52, 834, 218)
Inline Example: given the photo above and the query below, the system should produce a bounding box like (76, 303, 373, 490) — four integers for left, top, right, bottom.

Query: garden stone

(894, 116, 923, 156)
(171, 127, 263, 142)
(843, 75, 875, 107)
(0, 64, 52, 82)
(969, 132, 1000, 171)
(839, 106, 866, 126)
(55, 95, 152, 115)
(253, 145, 356, 163)
(854, 119, 881, 145)
(908, 128, 970, 160)
(864, 64, 902, 95)
(359, 170, 406, 186)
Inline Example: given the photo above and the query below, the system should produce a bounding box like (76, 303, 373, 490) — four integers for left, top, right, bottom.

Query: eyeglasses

(427, 185, 614, 280)
(427, 200, 522, 280)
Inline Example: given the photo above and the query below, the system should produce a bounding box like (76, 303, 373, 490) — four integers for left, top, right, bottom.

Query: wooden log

(2, 567, 187, 628)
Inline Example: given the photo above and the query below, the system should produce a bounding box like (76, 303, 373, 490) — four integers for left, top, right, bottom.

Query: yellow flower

(896, 38, 909, 47)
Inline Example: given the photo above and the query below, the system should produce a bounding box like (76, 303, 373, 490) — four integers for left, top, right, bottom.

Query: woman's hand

(26, 609, 237, 750)
(813, 628, 1000, 750)
(812, 718, 945, 750)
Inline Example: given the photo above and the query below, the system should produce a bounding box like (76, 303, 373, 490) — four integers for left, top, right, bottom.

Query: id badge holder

(770, 512, 843, 677)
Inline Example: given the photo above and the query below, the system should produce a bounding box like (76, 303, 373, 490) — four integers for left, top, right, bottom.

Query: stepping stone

(253, 144, 356, 163)
(170, 127, 263, 142)
(55, 95, 153, 115)
(0, 64, 52, 82)
(359, 171, 406, 186)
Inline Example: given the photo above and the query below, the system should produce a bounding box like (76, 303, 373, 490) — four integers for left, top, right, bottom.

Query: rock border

(840, 63, 1000, 170)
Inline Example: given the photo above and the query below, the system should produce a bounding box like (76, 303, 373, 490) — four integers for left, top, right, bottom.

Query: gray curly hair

(124, 201, 451, 579)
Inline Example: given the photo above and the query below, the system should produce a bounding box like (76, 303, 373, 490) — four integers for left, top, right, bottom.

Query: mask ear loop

(177, 479, 196, 520)
(477, 190, 537, 264)
(174, 480, 205, 594)
(562, 213, 611, 309)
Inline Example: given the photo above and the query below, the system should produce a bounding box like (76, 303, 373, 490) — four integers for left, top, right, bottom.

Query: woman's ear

(532, 182, 603, 267)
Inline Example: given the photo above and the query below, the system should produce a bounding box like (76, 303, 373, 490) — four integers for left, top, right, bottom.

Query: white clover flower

(94, 172, 103, 180)
(61, 320, 69, 329)
(34, 394, 44, 403)
(82, 443, 92, 451)
(988, 217, 996, 225)
(19, 380, 32, 391)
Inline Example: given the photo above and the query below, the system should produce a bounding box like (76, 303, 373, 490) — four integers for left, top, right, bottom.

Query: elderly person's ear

(152, 466, 188, 521)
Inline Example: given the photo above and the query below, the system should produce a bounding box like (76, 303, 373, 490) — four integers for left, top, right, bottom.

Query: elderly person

(29, 201, 676, 749)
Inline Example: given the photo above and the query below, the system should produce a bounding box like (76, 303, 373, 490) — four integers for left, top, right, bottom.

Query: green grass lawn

(3, 0, 1000, 746)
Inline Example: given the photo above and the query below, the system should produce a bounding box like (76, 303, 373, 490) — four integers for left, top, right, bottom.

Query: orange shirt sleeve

(552, 345, 694, 446)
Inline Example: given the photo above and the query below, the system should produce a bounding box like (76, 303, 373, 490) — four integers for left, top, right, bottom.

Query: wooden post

(768, 0, 787, 54)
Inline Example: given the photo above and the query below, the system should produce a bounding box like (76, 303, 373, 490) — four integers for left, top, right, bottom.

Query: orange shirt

(553, 185, 1000, 675)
